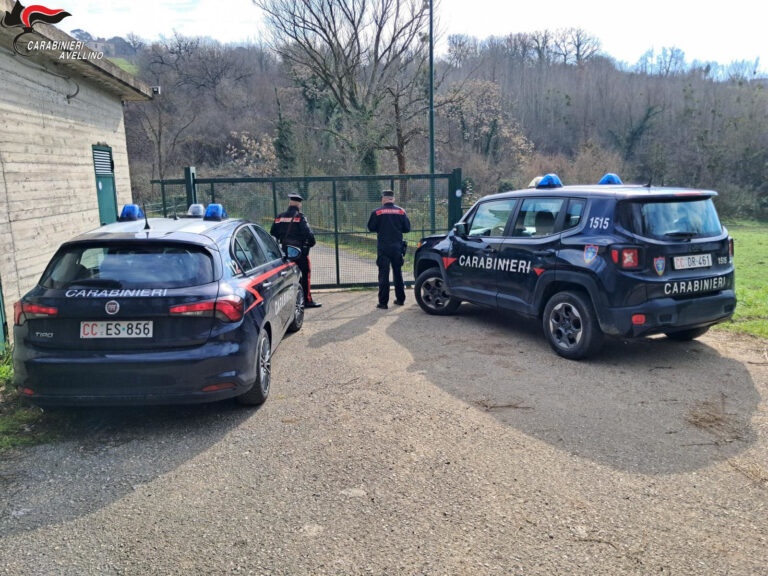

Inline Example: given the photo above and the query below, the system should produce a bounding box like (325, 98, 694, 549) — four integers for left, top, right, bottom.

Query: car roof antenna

(142, 203, 151, 230)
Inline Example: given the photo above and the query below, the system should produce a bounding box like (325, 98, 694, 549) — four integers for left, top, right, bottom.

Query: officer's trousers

(296, 254, 314, 303)
(376, 247, 405, 305)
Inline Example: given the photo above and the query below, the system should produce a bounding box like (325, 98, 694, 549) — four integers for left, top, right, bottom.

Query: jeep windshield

(617, 198, 723, 241)
(39, 243, 215, 289)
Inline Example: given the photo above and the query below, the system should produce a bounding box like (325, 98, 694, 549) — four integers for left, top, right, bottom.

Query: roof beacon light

(204, 203, 228, 221)
(535, 173, 563, 189)
(119, 204, 145, 222)
(598, 173, 622, 185)
(187, 203, 205, 218)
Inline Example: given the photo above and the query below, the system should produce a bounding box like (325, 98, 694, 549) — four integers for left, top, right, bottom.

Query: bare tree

(254, 0, 431, 174)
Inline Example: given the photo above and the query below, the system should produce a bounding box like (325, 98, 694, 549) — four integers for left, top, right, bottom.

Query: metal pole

(210, 182, 215, 204)
(332, 180, 340, 286)
(428, 0, 436, 234)
(272, 181, 278, 219)
(161, 182, 167, 217)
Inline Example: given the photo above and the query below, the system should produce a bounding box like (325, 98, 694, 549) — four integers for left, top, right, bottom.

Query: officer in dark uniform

(367, 189, 411, 309)
(270, 193, 321, 308)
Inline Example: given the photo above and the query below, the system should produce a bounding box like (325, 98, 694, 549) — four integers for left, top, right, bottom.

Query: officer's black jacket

(367, 202, 411, 249)
(270, 205, 316, 251)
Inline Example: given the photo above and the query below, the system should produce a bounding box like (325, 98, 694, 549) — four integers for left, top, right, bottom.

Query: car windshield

(40, 243, 215, 289)
(617, 198, 723, 240)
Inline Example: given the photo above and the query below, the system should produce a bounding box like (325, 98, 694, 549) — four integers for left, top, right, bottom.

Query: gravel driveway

(1, 291, 766, 575)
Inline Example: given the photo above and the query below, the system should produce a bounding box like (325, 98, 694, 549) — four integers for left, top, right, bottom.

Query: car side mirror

(283, 245, 302, 261)
(453, 222, 468, 237)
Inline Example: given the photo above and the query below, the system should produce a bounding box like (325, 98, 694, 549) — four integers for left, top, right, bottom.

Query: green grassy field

(718, 221, 768, 339)
(108, 57, 139, 75)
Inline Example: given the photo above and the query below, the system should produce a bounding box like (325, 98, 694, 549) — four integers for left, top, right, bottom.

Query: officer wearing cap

(271, 193, 321, 308)
(367, 189, 411, 309)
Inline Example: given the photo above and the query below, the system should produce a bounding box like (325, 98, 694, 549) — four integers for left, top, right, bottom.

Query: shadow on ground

(0, 400, 253, 537)
(388, 302, 759, 475)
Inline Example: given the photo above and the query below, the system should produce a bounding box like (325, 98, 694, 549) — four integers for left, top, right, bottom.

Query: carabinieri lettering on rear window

(64, 289, 168, 298)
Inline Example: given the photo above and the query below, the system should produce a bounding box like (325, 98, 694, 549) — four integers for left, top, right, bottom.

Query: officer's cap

(288, 193, 304, 202)
(381, 189, 394, 197)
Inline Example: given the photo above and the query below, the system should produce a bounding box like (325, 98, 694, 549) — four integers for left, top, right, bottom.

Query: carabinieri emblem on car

(583, 245, 598, 264)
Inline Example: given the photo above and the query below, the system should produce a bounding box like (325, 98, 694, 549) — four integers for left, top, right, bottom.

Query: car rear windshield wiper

(63, 278, 123, 288)
(664, 231, 697, 241)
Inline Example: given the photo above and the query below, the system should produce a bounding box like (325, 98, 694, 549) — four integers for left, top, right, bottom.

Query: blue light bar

(119, 204, 145, 221)
(598, 173, 622, 185)
(204, 204, 228, 221)
(536, 173, 563, 189)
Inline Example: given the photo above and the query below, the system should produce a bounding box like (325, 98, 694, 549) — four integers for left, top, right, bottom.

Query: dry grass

(685, 393, 744, 443)
(729, 459, 768, 487)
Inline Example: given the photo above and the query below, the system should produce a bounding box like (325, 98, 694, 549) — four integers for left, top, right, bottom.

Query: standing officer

(367, 189, 411, 309)
(271, 193, 321, 308)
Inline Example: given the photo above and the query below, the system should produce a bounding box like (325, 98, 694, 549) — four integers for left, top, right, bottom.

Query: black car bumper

(598, 290, 736, 337)
(13, 340, 256, 406)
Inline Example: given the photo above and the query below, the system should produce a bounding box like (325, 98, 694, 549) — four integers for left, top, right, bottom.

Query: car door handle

(261, 281, 273, 288)
(533, 249, 555, 256)
(279, 271, 289, 277)
(483, 246, 497, 252)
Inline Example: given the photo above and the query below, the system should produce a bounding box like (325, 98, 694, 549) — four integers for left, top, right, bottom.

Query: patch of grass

(108, 57, 139, 75)
(717, 221, 768, 339)
(0, 347, 55, 451)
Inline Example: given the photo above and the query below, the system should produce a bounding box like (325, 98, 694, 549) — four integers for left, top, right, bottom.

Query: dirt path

(1, 292, 766, 575)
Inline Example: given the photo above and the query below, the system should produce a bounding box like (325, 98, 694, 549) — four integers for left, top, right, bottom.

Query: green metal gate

(148, 169, 464, 288)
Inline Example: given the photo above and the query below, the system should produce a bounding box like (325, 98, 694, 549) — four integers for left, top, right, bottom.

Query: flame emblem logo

(1, 1, 71, 55)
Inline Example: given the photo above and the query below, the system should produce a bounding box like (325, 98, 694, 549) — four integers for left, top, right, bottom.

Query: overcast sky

(51, 0, 766, 71)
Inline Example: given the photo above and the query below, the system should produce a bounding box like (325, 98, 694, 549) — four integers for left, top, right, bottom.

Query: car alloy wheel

(548, 301, 583, 350)
(421, 276, 451, 310)
(258, 331, 271, 397)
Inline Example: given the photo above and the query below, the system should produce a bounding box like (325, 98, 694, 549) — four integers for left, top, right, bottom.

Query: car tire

(237, 328, 271, 406)
(414, 268, 461, 315)
(665, 326, 710, 341)
(287, 289, 305, 333)
(542, 291, 604, 360)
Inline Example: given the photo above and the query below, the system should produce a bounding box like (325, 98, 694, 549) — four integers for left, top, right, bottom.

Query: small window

(468, 199, 517, 237)
(252, 225, 282, 261)
(512, 198, 564, 237)
(564, 199, 586, 231)
(233, 227, 267, 271)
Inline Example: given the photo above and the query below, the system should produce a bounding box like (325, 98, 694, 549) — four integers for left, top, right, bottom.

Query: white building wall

(0, 50, 133, 341)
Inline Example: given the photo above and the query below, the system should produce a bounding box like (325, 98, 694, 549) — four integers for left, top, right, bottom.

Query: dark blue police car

(13, 204, 304, 405)
(413, 174, 736, 359)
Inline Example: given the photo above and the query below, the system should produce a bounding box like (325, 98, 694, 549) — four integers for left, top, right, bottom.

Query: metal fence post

(210, 182, 215, 203)
(183, 166, 197, 206)
(448, 168, 463, 228)
(271, 181, 278, 219)
(160, 182, 167, 217)
(332, 180, 341, 286)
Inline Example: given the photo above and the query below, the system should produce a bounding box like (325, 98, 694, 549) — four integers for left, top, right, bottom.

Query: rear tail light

(729, 238, 734, 259)
(213, 295, 244, 322)
(610, 248, 641, 269)
(632, 314, 646, 325)
(169, 295, 244, 323)
(14, 301, 58, 326)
